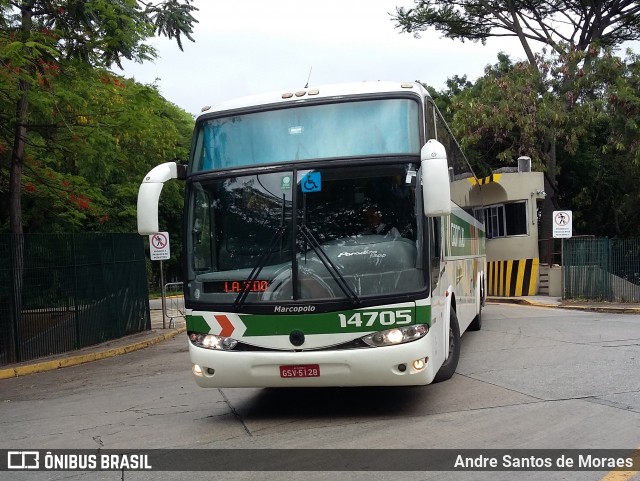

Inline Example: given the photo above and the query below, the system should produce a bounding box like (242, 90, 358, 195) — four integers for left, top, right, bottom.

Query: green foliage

(0, 45, 194, 234)
(421, 74, 472, 120)
(558, 116, 640, 237)
(395, 0, 640, 237)
(394, 0, 640, 61)
(145, 0, 198, 50)
(447, 53, 557, 171)
(435, 47, 640, 237)
(556, 49, 640, 237)
(1, 0, 197, 234)
(25, 0, 198, 69)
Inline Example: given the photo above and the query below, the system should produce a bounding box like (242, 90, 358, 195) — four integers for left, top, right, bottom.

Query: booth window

(475, 201, 528, 239)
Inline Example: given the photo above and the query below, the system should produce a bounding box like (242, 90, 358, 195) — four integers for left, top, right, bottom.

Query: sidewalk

(0, 309, 185, 380)
(488, 296, 640, 314)
(1, 298, 638, 380)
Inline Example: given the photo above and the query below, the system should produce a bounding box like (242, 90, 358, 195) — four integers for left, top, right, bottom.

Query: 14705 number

(338, 309, 412, 329)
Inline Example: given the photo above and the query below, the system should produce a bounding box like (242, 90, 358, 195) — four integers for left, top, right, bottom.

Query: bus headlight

(361, 324, 428, 347)
(189, 333, 238, 351)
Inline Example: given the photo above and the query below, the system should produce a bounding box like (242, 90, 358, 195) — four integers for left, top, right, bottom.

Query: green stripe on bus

(186, 314, 210, 333)
(187, 304, 432, 337)
(447, 213, 485, 258)
(241, 307, 417, 336)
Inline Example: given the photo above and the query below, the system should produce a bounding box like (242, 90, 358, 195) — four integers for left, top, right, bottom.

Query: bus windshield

(187, 163, 425, 306)
(191, 99, 421, 172)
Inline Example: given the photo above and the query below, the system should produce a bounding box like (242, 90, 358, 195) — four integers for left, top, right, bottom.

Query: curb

(487, 298, 640, 314)
(0, 327, 186, 380)
(487, 298, 559, 309)
(556, 304, 640, 314)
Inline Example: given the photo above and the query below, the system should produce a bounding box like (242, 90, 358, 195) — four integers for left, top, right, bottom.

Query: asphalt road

(1, 303, 639, 481)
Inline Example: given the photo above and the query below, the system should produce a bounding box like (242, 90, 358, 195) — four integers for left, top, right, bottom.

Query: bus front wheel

(433, 309, 461, 383)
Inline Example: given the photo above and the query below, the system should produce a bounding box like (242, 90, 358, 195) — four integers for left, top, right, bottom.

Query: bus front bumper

(188, 332, 441, 388)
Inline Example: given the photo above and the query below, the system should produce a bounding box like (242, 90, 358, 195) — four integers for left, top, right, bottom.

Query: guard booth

(451, 157, 547, 297)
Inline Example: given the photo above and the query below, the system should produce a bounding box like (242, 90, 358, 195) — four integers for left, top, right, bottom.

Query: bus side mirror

(137, 162, 182, 235)
(421, 139, 452, 217)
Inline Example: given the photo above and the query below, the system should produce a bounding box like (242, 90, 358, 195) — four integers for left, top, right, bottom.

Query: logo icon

(8, 451, 39, 469)
(301, 172, 321, 193)
(281, 175, 292, 190)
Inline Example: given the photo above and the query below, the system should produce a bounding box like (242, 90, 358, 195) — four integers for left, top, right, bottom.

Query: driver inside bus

(360, 205, 400, 237)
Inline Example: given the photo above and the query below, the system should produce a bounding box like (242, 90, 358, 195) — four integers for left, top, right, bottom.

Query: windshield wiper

(299, 225, 361, 306)
(232, 226, 286, 311)
(233, 195, 360, 309)
(234, 194, 288, 311)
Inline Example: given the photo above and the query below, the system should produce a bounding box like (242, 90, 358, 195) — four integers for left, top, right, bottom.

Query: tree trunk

(10, 1, 35, 235)
(508, 5, 538, 70)
(8, 2, 36, 363)
(10, 81, 29, 235)
(8, 81, 29, 362)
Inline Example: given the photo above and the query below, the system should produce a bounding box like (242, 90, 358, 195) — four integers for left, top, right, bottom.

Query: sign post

(149, 232, 170, 328)
(552, 211, 572, 300)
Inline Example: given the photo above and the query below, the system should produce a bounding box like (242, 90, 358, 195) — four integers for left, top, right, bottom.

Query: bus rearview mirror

(137, 162, 179, 235)
(421, 140, 452, 217)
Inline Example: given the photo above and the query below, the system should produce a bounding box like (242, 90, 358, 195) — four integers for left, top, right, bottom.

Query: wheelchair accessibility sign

(300, 171, 321, 193)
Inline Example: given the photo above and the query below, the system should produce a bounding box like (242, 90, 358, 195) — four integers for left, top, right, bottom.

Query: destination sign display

(203, 280, 270, 294)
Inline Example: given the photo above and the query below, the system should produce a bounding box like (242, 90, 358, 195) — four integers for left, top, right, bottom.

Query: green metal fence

(0, 234, 151, 366)
(563, 238, 640, 302)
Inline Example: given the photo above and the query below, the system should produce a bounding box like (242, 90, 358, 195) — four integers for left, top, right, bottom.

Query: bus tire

(468, 275, 484, 331)
(468, 305, 482, 331)
(433, 309, 461, 383)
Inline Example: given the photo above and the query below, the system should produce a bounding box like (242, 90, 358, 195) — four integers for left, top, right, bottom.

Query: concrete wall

(486, 236, 538, 263)
(540, 264, 563, 297)
(451, 170, 546, 296)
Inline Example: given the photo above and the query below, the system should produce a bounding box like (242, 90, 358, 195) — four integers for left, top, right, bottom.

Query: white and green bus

(137, 81, 486, 387)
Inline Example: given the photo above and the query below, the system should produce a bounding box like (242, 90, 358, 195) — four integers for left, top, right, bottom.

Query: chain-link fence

(563, 238, 640, 302)
(0, 234, 151, 365)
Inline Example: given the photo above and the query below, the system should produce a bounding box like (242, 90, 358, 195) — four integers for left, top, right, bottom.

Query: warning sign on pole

(552, 211, 572, 239)
(149, 232, 170, 260)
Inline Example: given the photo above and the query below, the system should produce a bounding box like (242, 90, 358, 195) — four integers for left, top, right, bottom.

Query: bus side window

(193, 188, 213, 271)
(425, 99, 437, 140)
(429, 217, 441, 290)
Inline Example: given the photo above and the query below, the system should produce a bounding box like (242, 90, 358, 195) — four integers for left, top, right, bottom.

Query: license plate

(279, 364, 320, 378)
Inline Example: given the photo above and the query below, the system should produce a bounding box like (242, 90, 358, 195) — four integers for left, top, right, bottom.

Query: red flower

(70, 193, 91, 210)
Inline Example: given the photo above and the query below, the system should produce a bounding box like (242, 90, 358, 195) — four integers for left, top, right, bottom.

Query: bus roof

(197, 81, 430, 118)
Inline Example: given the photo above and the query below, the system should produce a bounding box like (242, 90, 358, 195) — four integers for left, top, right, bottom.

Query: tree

(447, 48, 640, 236)
(0, 56, 194, 289)
(1, 0, 197, 234)
(394, 0, 640, 190)
(394, 0, 640, 68)
(3, 64, 194, 233)
(448, 53, 565, 171)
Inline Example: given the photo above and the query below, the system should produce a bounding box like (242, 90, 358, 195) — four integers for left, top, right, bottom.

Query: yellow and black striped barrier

(488, 258, 539, 296)
(468, 173, 502, 186)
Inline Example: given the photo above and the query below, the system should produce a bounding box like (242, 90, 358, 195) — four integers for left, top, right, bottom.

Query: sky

(120, 0, 531, 116)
